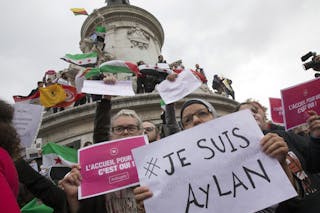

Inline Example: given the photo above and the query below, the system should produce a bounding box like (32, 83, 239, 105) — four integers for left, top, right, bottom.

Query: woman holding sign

(134, 98, 295, 213)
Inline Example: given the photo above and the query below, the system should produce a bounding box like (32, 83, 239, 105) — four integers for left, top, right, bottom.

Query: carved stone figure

(79, 38, 94, 53)
(93, 9, 105, 22)
(105, 0, 130, 5)
(127, 26, 150, 49)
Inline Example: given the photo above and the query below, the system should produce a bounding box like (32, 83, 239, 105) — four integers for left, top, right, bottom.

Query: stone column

(80, 4, 164, 64)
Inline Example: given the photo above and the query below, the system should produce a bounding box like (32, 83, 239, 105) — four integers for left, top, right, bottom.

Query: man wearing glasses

(61, 96, 146, 213)
(142, 121, 160, 143)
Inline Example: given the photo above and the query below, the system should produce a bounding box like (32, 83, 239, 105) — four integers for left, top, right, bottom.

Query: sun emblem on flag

(65, 89, 75, 102)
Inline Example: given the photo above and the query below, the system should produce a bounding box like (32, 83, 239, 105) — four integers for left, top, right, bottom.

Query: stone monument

(37, 2, 238, 149)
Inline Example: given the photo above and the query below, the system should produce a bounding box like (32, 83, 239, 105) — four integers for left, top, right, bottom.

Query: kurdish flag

(21, 198, 53, 213)
(99, 60, 141, 76)
(42, 142, 77, 169)
(39, 84, 84, 108)
(70, 8, 88, 16)
(39, 84, 66, 107)
(61, 52, 97, 66)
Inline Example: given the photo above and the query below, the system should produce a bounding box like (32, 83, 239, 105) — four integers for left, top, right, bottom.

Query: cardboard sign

(12, 103, 43, 148)
(281, 78, 320, 130)
(78, 135, 148, 199)
(132, 110, 297, 213)
(269, 97, 284, 124)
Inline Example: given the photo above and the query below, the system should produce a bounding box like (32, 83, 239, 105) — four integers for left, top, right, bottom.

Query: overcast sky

(1, 0, 319, 118)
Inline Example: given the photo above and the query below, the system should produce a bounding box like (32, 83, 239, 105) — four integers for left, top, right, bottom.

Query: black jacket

(78, 99, 111, 213)
(15, 159, 67, 213)
(265, 130, 320, 213)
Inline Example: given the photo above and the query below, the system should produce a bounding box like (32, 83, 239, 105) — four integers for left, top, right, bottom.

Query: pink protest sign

(78, 135, 148, 199)
(269, 97, 284, 124)
(281, 78, 320, 130)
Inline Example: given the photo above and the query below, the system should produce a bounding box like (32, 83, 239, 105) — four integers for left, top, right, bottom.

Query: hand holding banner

(78, 135, 148, 199)
(156, 69, 202, 104)
(281, 78, 320, 130)
(132, 110, 296, 213)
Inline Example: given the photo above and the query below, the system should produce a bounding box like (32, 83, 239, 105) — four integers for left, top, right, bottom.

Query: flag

(160, 99, 166, 110)
(139, 64, 173, 76)
(74, 68, 100, 93)
(96, 26, 106, 33)
(42, 142, 77, 169)
(70, 8, 88, 16)
(55, 85, 85, 108)
(269, 97, 284, 124)
(61, 52, 97, 66)
(13, 91, 40, 104)
(100, 60, 141, 76)
(21, 198, 53, 213)
(75, 68, 91, 93)
(191, 69, 207, 83)
(39, 84, 66, 107)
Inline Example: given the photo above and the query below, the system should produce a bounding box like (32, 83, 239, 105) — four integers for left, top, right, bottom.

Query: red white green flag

(99, 60, 141, 76)
(61, 52, 97, 66)
(42, 142, 77, 169)
(74, 68, 100, 92)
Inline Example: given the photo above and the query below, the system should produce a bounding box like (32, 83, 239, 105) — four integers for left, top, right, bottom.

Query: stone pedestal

(38, 92, 238, 148)
(80, 4, 164, 64)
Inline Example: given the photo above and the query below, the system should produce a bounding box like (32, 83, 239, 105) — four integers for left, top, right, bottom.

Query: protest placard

(82, 80, 135, 96)
(156, 69, 202, 104)
(132, 110, 297, 213)
(12, 103, 43, 148)
(281, 78, 320, 130)
(78, 135, 148, 199)
(269, 97, 284, 124)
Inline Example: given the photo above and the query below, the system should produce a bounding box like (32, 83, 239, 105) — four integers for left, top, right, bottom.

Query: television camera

(301, 51, 320, 77)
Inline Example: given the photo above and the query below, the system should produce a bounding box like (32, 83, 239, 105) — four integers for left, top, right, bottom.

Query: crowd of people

(17, 53, 237, 116)
(2, 60, 320, 212)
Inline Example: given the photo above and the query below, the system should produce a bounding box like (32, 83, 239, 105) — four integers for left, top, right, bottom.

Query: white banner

(12, 103, 43, 148)
(82, 80, 135, 96)
(156, 69, 201, 104)
(132, 110, 297, 213)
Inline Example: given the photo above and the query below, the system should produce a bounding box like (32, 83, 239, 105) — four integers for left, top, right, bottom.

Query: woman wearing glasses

(134, 99, 293, 213)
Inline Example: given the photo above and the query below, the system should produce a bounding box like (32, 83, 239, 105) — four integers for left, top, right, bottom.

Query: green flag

(21, 198, 53, 213)
(160, 99, 166, 110)
(42, 142, 77, 168)
(96, 26, 106, 33)
(61, 52, 97, 66)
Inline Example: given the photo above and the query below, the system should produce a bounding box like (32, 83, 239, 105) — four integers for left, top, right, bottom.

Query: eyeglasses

(111, 125, 139, 135)
(250, 107, 258, 114)
(181, 108, 212, 127)
(144, 127, 155, 132)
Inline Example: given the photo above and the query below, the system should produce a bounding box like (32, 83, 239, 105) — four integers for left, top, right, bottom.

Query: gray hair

(111, 109, 142, 129)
